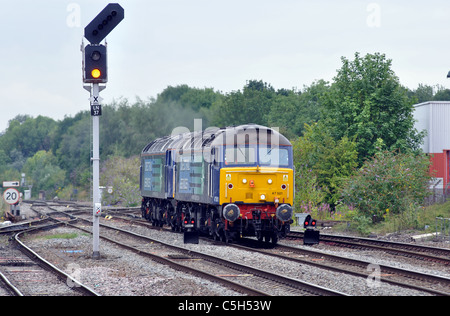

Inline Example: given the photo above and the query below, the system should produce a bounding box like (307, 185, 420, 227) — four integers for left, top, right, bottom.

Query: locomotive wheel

(257, 232, 263, 242)
(223, 231, 232, 243)
(271, 232, 279, 245)
(212, 218, 222, 241)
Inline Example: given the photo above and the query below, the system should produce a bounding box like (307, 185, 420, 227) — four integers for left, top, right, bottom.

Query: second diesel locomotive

(140, 124, 294, 244)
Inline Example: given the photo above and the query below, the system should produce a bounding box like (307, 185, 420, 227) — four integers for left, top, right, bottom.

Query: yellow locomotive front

(220, 167, 293, 206)
(214, 126, 294, 244)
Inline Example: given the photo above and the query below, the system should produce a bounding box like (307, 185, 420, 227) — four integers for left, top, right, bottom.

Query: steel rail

(95, 211, 450, 295)
(71, 217, 346, 296)
(65, 219, 267, 296)
(13, 224, 101, 296)
(27, 201, 345, 296)
(288, 231, 450, 265)
(45, 202, 447, 295)
(0, 271, 24, 296)
(225, 240, 450, 296)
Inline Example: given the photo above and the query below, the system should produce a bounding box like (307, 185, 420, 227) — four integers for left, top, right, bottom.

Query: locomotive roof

(141, 124, 291, 155)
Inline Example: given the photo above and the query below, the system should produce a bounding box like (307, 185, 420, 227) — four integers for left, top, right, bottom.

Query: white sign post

(83, 3, 124, 260)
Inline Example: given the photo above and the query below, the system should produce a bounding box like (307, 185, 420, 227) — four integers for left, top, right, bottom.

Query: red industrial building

(414, 101, 450, 194)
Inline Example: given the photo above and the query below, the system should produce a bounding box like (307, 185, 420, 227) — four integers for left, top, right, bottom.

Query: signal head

(84, 3, 124, 44)
(303, 215, 317, 228)
(83, 44, 107, 83)
(304, 215, 312, 229)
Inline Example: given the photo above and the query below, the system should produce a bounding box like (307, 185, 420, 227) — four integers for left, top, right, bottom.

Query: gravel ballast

(22, 227, 240, 296)
(21, 222, 440, 296)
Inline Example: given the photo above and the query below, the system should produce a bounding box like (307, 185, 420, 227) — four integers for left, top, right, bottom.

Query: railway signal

(183, 218, 199, 244)
(82, 3, 124, 259)
(83, 44, 107, 84)
(303, 215, 320, 245)
(303, 215, 317, 229)
(84, 3, 124, 45)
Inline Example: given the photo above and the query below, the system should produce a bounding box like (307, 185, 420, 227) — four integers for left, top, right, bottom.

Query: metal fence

(435, 217, 450, 241)
(425, 182, 450, 206)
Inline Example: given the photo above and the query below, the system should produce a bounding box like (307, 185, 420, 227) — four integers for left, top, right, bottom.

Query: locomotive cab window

(224, 146, 256, 166)
(259, 146, 290, 167)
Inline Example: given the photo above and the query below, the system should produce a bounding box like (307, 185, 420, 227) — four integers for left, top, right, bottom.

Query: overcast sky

(1, 0, 450, 132)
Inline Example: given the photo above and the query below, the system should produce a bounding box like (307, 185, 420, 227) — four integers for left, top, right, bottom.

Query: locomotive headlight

(267, 179, 273, 184)
(260, 194, 266, 201)
(242, 179, 247, 184)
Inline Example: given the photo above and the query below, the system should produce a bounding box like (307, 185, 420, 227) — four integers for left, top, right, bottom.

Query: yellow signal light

(91, 68, 101, 79)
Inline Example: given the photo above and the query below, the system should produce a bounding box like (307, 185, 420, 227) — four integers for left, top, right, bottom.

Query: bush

(340, 150, 432, 220)
(293, 122, 358, 211)
(100, 156, 141, 207)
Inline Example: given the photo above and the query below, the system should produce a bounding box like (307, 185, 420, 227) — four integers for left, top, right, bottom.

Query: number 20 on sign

(3, 188, 20, 205)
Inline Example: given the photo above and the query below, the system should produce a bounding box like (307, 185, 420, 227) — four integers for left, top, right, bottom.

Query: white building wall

(414, 101, 450, 153)
(413, 102, 430, 153)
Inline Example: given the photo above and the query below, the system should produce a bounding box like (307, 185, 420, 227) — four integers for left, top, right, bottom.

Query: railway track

(109, 213, 450, 296)
(88, 211, 447, 295)
(103, 208, 450, 296)
(69, 216, 345, 296)
(0, 229, 98, 296)
(13, 201, 345, 296)
(0, 203, 99, 296)
(232, 240, 450, 296)
(9, 201, 450, 296)
(287, 231, 450, 265)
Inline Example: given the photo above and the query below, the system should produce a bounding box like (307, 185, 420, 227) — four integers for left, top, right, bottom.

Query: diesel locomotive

(140, 124, 294, 244)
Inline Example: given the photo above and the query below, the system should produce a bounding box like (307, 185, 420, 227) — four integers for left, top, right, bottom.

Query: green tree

(433, 88, 450, 101)
(325, 52, 423, 164)
(267, 80, 329, 138)
(210, 80, 276, 127)
(158, 84, 222, 111)
(22, 150, 66, 198)
(0, 115, 58, 160)
(100, 155, 140, 207)
(408, 84, 434, 103)
(56, 114, 91, 187)
(293, 122, 358, 210)
(0, 149, 8, 175)
(407, 84, 450, 103)
(340, 150, 432, 221)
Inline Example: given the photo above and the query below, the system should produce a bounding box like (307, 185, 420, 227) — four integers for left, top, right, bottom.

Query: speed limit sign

(3, 188, 20, 205)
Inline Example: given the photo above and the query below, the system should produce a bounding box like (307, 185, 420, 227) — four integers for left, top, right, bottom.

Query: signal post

(82, 3, 124, 259)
